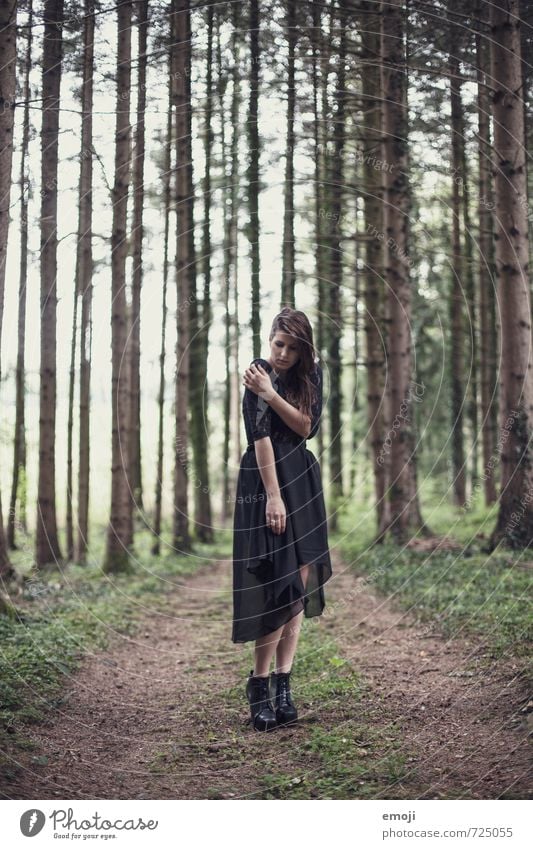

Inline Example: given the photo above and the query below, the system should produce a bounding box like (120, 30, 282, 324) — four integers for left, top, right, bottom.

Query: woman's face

(268, 332, 300, 373)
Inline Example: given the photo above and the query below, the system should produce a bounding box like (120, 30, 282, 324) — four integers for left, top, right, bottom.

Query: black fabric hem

(231, 557, 332, 644)
(231, 599, 304, 644)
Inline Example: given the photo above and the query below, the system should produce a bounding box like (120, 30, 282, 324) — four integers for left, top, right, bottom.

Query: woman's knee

(280, 610, 303, 641)
(299, 562, 310, 589)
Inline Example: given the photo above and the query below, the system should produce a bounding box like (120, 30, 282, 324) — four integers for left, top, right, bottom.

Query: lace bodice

(242, 357, 323, 447)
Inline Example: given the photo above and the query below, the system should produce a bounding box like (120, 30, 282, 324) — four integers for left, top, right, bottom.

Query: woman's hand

(243, 363, 275, 401)
(266, 494, 286, 535)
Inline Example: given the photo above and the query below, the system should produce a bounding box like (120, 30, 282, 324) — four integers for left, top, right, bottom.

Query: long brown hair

(269, 307, 319, 420)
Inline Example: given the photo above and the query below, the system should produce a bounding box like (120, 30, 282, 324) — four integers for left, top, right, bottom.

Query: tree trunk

(360, 0, 389, 533)
(220, 3, 241, 523)
(66, 258, 78, 561)
(151, 44, 173, 556)
(461, 142, 479, 499)
(281, 0, 296, 307)
(476, 1, 498, 506)
(0, 0, 17, 579)
(311, 0, 325, 462)
(447, 1, 479, 502)
(36, 0, 64, 569)
(249, 0, 261, 356)
(76, 0, 95, 564)
(172, 0, 193, 551)
(351, 193, 360, 495)
(318, 0, 336, 468)
(225, 4, 242, 476)
(129, 0, 149, 520)
(489, 0, 533, 550)
(449, 50, 467, 507)
(219, 7, 230, 524)
(231, 243, 242, 472)
(378, 0, 428, 542)
(8, 0, 32, 550)
(103, 0, 133, 573)
(519, 0, 532, 272)
(190, 0, 213, 542)
(327, 0, 347, 531)
(124, 299, 134, 548)
(312, 0, 333, 463)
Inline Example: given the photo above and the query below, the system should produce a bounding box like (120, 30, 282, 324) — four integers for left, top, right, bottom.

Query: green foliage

(336, 497, 533, 664)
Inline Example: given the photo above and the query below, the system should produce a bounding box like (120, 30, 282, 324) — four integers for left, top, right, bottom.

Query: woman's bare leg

(253, 564, 310, 676)
(274, 563, 309, 673)
(253, 624, 285, 677)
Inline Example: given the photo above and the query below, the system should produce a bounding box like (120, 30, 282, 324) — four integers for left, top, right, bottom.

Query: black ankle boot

(271, 670, 298, 726)
(245, 671, 277, 732)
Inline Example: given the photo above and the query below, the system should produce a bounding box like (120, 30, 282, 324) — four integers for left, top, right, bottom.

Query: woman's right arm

(242, 364, 286, 534)
(254, 437, 286, 534)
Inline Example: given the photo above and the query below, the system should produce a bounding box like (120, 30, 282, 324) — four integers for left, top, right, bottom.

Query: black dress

(232, 357, 333, 643)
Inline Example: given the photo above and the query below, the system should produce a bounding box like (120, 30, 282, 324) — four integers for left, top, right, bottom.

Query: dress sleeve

(308, 364, 323, 440)
(243, 388, 272, 442)
(243, 358, 274, 442)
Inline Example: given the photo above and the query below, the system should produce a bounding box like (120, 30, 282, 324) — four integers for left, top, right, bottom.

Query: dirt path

(2, 548, 531, 799)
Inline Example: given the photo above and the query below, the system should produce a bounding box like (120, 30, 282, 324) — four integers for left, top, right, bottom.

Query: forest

(0, 0, 531, 803)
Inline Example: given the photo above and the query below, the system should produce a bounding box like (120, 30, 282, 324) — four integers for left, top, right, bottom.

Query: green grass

(335, 496, 533, 664)
(0, 525, 231, 780)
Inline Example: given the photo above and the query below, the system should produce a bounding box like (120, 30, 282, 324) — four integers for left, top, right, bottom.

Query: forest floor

(0, 539, 531, 800)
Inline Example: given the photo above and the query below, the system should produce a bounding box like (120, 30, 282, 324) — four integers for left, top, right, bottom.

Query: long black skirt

(232, 439, 333, 643)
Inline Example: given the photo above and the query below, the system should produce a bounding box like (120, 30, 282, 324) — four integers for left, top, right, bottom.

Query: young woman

(232, 307, 332, 731)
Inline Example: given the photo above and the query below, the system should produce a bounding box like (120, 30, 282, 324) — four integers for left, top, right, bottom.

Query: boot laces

(277, 673, 291, 705)
(250, 676, 273, 712)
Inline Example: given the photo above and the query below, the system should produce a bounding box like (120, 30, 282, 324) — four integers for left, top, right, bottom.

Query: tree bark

(190, 0, 213, 542)
(281, 0, 296, 307)
(327, 0, 347, 531)
(219, 3, 242, 523)
(230, 3, 242, 472)
(449, 48, 467, 507)
(461, 141, 480, 499)
(476, 0, 498, 506)
(519, 0, 532, 271)
(129, 0, 149, 520)
(378, 0, 428, 542)
(489, 0, 533, 549)
(312, 0, 334, 463)
(151, 41, 173, 555)
(75, 0, 95, 564)
(0, 0, 17, 578)
(172, 0, 193, 551)
(35, 0, 64, 568)
(66, 248, 78, 561)
(360, 0, 389, 533)
(103, 0, 133, 573)
(248, 0, 261, 356)
(8, 0, 31, 550)
(310, 0, 324, 462)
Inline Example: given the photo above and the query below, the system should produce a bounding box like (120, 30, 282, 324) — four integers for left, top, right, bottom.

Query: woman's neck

(267, 357, 287, 380)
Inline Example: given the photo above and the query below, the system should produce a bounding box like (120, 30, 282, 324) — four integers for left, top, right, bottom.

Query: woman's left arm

(243, 364, 311, 438)
(267, 392, 311, 438)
